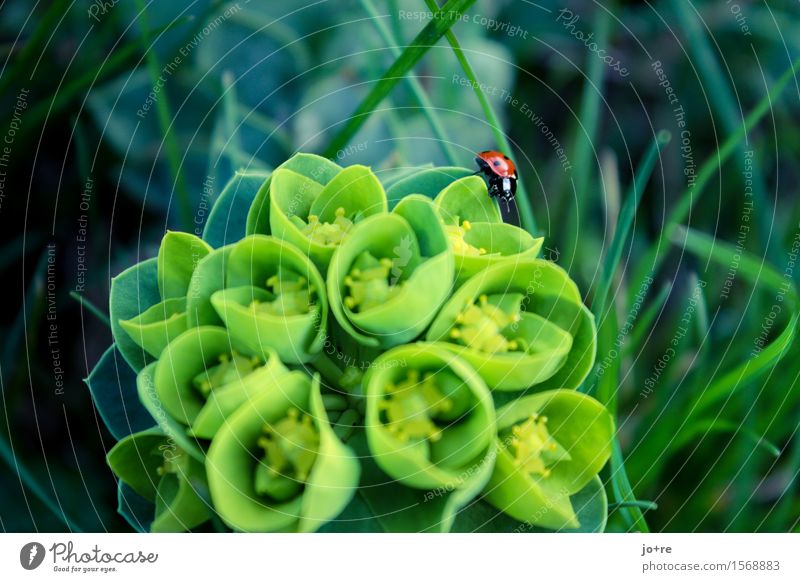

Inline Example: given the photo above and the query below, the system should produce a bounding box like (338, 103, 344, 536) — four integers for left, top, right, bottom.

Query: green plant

(92, 152, 609, 532)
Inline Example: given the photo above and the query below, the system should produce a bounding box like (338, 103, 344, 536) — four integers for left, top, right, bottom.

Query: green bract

(209, 235, 328, 364)
(484, 390, 613, 530)
(365, 343, 496, 491)
(328, 195, 454, 348)
(107, 429, 210, 532)
(117, 231, 211, 359)
(434, 177, 543, 284)
(426, 259, 596, 391)
(206, 373, 359, 532)
(269, 161, 388, 274)
(95, 153, 609, 533)
(153, 325, 288, 439)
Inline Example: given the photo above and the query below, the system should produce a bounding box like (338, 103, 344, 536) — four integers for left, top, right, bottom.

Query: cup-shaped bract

(209, 235, 328, 364)
(328, 195, 454, 348)
(206, 373, 360, 532)
(153, 325, 288, 439)
(483, 390, 613, 530)
(107, 429, 210, 532)
(434, 177, 543, 284)
(365, 344, 496, 491)
(269, 162, 388, 274)
(426, 259, 596, 391)
(118, 231, 212, 358)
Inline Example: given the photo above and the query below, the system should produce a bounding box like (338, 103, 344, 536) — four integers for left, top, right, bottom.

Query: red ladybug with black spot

(475, 150, 519, 226)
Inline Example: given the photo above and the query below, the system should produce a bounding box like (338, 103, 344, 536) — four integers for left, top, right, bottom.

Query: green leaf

(85, 345, 155, 441)
(107, 429, 168, 501)
(211, 235, 328, 364)
(451, 475, 607, 532)
(364, 344, 496, 497)
(186, 245, 234, 328)
(427, 260, 584, 390)
(385, 166, 473, 208)
(483, 391, 612, 529)
(206, 373, 359, 532)
(157, 231, 212, 299)
(298, 376, 361, 532)
(136, 363, 205, 463)
(110, 258, 161, 372)
(327, 197, 453, 348)
(269, 165, 388, 274)
(434, 176, 501, 225)
(246, 153, 342, 237)
(118, 297, 188, 358)
(150, 453, 211, 533)
(117, 482, 154, 533)
(203, 170, 270, 248)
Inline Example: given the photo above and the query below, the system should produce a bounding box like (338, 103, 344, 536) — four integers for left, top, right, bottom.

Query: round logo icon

(20, 542, 46, 570)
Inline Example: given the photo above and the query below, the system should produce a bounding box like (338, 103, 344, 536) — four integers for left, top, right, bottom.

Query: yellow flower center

(448, 294, 522, 354)
(192, 351, 262, 397)
(251, 266, 315, 317)
(343, 251, 403, 313)
(379, 370, 454, 443)
(254, 408, 320, 501)
(503, 414, 570, 479)
(445, 219, 488, 257)
(299, 207, 354, 247)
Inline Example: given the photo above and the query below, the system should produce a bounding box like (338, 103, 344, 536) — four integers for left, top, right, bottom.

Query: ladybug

(475, 150, 519, 226)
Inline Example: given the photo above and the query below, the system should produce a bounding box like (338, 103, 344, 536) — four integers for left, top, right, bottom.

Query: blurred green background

(1, 0, 799, 532)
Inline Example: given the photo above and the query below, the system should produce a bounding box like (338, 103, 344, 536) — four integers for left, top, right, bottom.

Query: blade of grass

(360, 0, 458, 165)
(672, 0, 773, 260)
(672, 226, 798, 419)
(323, 0, 478, 158)
(623, 282, 673, 357)
(592, 130, 672, 323)
(561, 6, 612, 259)
(69, 291, 111, 328)
(421, 0, 536, 234)
(134, 0, 192, 228)
(593, 292, 650, 532)
(626, 56, 800, 309)
(673, 419, 781, 458)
